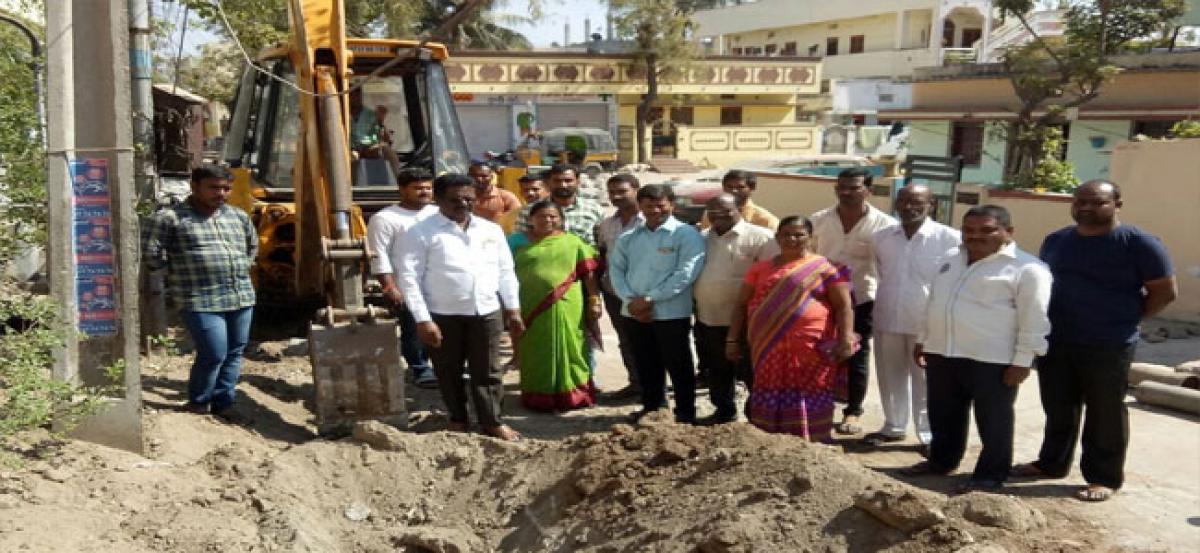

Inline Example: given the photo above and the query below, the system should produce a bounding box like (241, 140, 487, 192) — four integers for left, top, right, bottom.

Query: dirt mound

(0, 413, 1095, 552)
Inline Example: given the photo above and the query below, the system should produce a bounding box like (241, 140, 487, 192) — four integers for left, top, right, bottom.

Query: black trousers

(625, 317, 696, 423)
(601, 289, 640, 387)
(694, 321, 752, 419)
(926, 354, 1017, 483)
(1033, 342, 1134, 490)
(843, 301, 874, 418)
(429, 311, 504, 427)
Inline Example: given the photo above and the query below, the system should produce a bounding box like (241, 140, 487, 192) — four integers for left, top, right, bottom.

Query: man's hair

(433, 173, 475, 198)
(1079, 179, 1122, 201)
(518, 172, 545, 184)
(778, 215, 814, 234)
(722, 169, 757, 189)
(468, 160, 492, 173)
(191, 163, 231, 183)
(837, 167, 874, 187)
(546, 163, 578, 179)
(606, 173, 641, 188)
(396, 167, 433, 188)
(636, 183, 675, 203)
(527, 199, 564, 219)
(963, 204, 1013, 228)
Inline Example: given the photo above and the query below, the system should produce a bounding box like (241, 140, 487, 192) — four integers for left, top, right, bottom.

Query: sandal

(1011, 462, 1050, 479)
(835, 418, 863, 435)
(1076, 485, 1116, 502)
(901, 460, 952, 476)
(861, 432, 905, 446)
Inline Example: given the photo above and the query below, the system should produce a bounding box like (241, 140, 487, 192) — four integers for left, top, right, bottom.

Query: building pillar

(978, 7, 994, 62)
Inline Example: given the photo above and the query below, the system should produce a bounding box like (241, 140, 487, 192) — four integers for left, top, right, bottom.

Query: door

(537, 103, 608, 131)
(455, 105, 512, 160)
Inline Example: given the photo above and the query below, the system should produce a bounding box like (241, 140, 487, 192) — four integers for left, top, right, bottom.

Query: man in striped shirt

(144, 164, 258, 423)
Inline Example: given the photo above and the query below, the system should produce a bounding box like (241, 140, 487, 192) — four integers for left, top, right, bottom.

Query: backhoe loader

(220, 0, 475, 433)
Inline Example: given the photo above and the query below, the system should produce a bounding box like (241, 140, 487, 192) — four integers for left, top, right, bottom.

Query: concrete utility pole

(45, 0, 143, 453)
(128, 0, 168, 344)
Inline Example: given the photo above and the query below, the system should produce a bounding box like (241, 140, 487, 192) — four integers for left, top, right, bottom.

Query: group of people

(153, 159, 1176, 503)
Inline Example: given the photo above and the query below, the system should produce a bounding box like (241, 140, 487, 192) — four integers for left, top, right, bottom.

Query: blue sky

(497, 0, 614, 47)
(178, 0, 614, 53)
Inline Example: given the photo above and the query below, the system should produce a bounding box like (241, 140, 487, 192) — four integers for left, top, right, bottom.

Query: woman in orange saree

(726, 216, 856, 442)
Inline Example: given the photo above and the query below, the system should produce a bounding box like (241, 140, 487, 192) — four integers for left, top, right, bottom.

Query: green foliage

(0, 14, 46, 263)
(1170, 120, 1200, 138)
(992, 0, 1187, 187)
(611, 0, 698, 162)
(174, 0, 542, 101)
(1029, 126, 1079, 192)
(0, 288, 120, 443)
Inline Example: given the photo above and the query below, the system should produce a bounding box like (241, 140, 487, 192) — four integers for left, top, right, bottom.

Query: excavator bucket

(309, 314, 408, 435)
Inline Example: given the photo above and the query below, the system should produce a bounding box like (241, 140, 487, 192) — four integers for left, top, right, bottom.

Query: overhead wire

(208, 0, 423, 98)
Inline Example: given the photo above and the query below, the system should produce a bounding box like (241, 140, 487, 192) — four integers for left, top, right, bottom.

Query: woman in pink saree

(726, 215, 856, 442)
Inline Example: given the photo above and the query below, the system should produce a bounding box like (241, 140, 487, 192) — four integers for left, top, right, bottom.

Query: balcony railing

(940, 48, 978, 66)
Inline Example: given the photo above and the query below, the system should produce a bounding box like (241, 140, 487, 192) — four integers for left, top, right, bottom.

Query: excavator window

(261, 63, 301, 188)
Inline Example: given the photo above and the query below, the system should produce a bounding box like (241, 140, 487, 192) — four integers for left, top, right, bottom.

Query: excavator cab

(223, 41, 469, 305)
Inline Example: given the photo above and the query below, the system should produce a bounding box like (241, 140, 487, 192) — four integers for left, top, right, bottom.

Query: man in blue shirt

(1013, 180, 1177, 502)
(610, 184, 706, 424)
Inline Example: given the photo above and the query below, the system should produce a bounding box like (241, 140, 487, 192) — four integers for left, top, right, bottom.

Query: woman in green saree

(511, 200, 603, 411)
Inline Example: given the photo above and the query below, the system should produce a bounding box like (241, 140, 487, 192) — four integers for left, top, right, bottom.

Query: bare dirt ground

(0, 316, 1197, 552)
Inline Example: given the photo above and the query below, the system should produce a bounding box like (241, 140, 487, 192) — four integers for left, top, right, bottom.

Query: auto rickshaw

(520, 127, 618, 178)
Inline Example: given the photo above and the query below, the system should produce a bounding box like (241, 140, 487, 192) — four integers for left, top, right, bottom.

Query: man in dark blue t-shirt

(1012, 180, 1176, 502)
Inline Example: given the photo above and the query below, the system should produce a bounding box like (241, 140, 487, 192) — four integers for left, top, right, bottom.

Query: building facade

(445, 51, 825, 166)
(880, 52, 1200, 185)
(691, 0, 1000, 119)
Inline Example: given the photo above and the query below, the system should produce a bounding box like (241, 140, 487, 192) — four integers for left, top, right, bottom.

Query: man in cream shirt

(810, 167, 895, 434)
(908, 205, 1051, 493)
(693, 194, 778, 424)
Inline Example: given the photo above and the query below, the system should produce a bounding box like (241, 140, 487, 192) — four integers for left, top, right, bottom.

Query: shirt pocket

(651, 245, 678, 271)
(848, 238, 872, 260)
(964, 275, 1015, 310)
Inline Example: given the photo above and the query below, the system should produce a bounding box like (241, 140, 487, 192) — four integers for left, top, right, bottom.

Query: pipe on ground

(1132, 381, 1200, 416)
(1129, 363, 1200, 390)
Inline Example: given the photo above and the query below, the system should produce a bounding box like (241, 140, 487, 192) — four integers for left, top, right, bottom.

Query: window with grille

(850, 35, 865, 54)
(950, 122, 984, 167)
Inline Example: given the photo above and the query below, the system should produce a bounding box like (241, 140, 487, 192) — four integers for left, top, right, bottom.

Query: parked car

(671, 156, 879, 224)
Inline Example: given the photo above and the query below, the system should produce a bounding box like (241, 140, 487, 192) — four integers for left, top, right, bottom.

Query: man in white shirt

(810, 167, 895, 434)
(864, 185, 960, 449)
(908, 205, 1052, 493)
(366, 168, 440, 389)
(693, 194, 778, 424)
(397, 174, 525, 441)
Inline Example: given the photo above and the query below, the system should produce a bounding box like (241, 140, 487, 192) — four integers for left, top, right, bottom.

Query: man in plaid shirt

(144, 164, 258, 423)
(514, 164, 605, 246)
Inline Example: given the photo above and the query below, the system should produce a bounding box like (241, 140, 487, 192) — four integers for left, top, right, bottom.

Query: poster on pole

(70, 158, 117, 336)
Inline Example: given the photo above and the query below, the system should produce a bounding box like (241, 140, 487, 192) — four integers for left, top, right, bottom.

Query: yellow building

(445, 50, 824, 167)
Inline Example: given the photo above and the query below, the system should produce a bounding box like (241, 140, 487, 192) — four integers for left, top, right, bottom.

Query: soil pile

(0, 409, 1097, 552)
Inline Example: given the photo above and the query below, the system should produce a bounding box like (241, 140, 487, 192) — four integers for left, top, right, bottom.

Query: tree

(994, 0, 1187, 189)
(0, 10, 46, 261)
(176, 0, 541, 102)
(612, 0, 698, 163)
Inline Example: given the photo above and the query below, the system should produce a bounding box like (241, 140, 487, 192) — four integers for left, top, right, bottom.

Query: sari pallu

(745, 256, 850, 442)
(513, 233, 599, 411)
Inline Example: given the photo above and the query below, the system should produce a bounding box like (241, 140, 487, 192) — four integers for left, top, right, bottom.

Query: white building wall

(831, 79, 914, 114)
